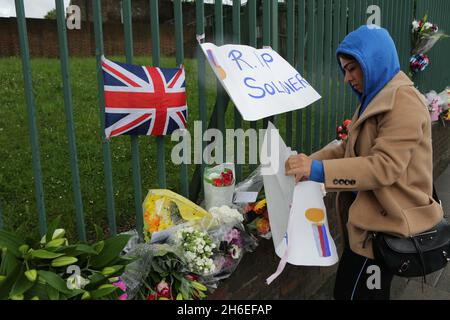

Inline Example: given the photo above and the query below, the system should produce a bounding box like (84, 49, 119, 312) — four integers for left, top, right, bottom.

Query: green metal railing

(4, 0, 449, 240)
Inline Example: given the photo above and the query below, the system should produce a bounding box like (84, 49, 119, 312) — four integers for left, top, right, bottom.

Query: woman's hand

(285, 154, 313, 183)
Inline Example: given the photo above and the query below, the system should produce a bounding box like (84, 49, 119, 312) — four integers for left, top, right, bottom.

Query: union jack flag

(101, 56, 187, 138)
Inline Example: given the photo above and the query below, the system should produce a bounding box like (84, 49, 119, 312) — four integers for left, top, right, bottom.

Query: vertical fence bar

(194, 0, 206, 198)
(271, 0, 279, 126)
(55, 0, 86, 241)
(173, 0, 189, 196)
(150, 0, 166, 188)
(296, 0, 306, 153)
(305, 0, 315, 155)
(262, 0, 271, 128)
(248, 0, 258, 172)
(93, 0, 116, 235)
(330, 0, 340, 142)
(285, 0, 295, 147)
(122, 0, 143, 237)
(347, 0, 356, 119)
(339, 0, 348, 124)
(215, 0, 226, 141)
(15, 0, 47, 236)
(322, 0, 333, 146)
(233, 0, 243, 182)
(314, 0, 324, 152)
(0, 201, 3, 230)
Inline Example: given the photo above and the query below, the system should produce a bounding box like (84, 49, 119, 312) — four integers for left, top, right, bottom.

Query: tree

(45, 8, 56, 19)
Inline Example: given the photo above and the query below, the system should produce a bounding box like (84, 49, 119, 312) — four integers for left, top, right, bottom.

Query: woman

(285, 25, 443, 300)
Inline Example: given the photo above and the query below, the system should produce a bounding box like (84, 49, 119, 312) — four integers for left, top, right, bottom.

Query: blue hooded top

(310, 25, 401, 183)
(335, 25, 401, 115)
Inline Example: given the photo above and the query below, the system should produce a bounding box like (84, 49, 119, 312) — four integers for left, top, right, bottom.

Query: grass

(0, 55, 334, 242)
(0, 56, 277, 241)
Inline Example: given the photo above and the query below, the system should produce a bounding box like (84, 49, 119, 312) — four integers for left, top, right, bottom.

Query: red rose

(340, 134, 348, 140)
(337, 126, 343, 133)
(213, 178, 224, 187)
(147, 293, 157, 300)
(343, 119, 351, 127)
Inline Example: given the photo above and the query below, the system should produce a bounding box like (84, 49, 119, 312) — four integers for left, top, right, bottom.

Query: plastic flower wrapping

(142, 189, 211, 243)
(424, 88, 450, 124)
(410, 15, 448, 74)
(203, 163, 235, 210)
(119, 196, 256, 299)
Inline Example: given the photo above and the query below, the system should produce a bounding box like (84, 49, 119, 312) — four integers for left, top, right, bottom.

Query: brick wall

(0, 18, 198, 58)
(210, 123, 450, 300)
(432, 122, 450, 180)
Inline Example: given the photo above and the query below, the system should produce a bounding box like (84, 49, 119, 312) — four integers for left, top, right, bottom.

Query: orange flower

(148, 215, 161, 233)
(256, 217, 270, 235)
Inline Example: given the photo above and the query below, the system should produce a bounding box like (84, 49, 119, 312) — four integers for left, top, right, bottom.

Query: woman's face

(339, 57, 364, 94)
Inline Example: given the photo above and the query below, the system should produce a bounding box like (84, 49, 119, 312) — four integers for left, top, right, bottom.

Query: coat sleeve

(309, 139, 346, 161)
(322, 87, 427, 192)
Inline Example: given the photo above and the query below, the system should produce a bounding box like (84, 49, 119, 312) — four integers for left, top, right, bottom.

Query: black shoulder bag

(372, 186, 450, 281)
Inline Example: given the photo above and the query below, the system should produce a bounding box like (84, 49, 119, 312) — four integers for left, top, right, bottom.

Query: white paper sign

(201, 43, 321, 121)
(260, 123, 338, 285)
(275, 182, 338, 266)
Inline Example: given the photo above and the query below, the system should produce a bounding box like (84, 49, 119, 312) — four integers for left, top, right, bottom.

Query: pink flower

(112, 280, 128, 300)
(156, 280, 171, 299)
(185, 274, 199, 282)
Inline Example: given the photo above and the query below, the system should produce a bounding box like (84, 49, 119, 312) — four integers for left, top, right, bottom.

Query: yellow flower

(254, 199, 267, 214)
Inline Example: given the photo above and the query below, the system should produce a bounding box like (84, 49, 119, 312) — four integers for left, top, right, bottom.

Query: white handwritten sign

(201, 43, 321, 121)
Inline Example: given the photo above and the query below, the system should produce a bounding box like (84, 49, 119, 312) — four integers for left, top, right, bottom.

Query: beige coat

(310, 71, 444, 259)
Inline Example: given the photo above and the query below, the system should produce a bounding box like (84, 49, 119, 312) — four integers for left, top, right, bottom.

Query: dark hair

(338, 53, 357, 61)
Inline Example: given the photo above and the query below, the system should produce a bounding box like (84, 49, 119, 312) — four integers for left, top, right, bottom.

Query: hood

(336, 25, 401, 115)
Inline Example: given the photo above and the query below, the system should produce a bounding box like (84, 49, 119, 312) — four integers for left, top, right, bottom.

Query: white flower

(66, 274, 90, 290)
(229, 244, 242, 260)
(424, 22, 433, 30)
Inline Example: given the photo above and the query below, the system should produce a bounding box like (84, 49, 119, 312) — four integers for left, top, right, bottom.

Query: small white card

(233, 191, 259, 204)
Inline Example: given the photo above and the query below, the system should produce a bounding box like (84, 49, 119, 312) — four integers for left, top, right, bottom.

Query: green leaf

(94, 224, 104, 243)
(46, 285, 60, 300)
(90, 284, 119, 300)
(84, 272, 107, 291)
(31, 249, 65, 259)
(0, 265, 21, 300)
(90, 234, 131, 269)
(0, 232, 22, 258)
(37, 271, 72, 295)
(10, 266, 35, 297)
(54, 244, 98, 257)
(45, 216, 62, 243)
(0, 230, 25, 246)
(0, 249, 19, 276)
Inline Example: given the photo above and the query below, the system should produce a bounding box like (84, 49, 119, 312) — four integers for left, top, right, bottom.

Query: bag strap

(433, 184, 445, 214)
(433, 184, 440, 204)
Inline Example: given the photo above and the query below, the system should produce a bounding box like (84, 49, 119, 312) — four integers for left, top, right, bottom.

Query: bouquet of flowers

(410, 15, 448, 73)
(243, 199, 271, 240)
(142, 189, 211, 243)
(425, 90, 444, 122)
(336, 119, 351, 141)
(175, 227, 216, 276)
(124, 243, 210, 300)
(203, 164, 235, 211)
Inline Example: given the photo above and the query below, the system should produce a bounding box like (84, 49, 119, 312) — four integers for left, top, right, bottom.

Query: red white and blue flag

(101, 56, 187, 138)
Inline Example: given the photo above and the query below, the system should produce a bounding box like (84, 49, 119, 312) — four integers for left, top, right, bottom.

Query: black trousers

(333, 246, 395, 300)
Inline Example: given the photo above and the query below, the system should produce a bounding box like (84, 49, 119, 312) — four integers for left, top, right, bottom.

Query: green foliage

(44, 8, 57, 20)
(0, 217, 133, 300)
(0, 56, 223, 241)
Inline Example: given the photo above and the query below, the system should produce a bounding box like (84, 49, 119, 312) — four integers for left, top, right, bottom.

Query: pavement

(310, 164, 450, 300)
